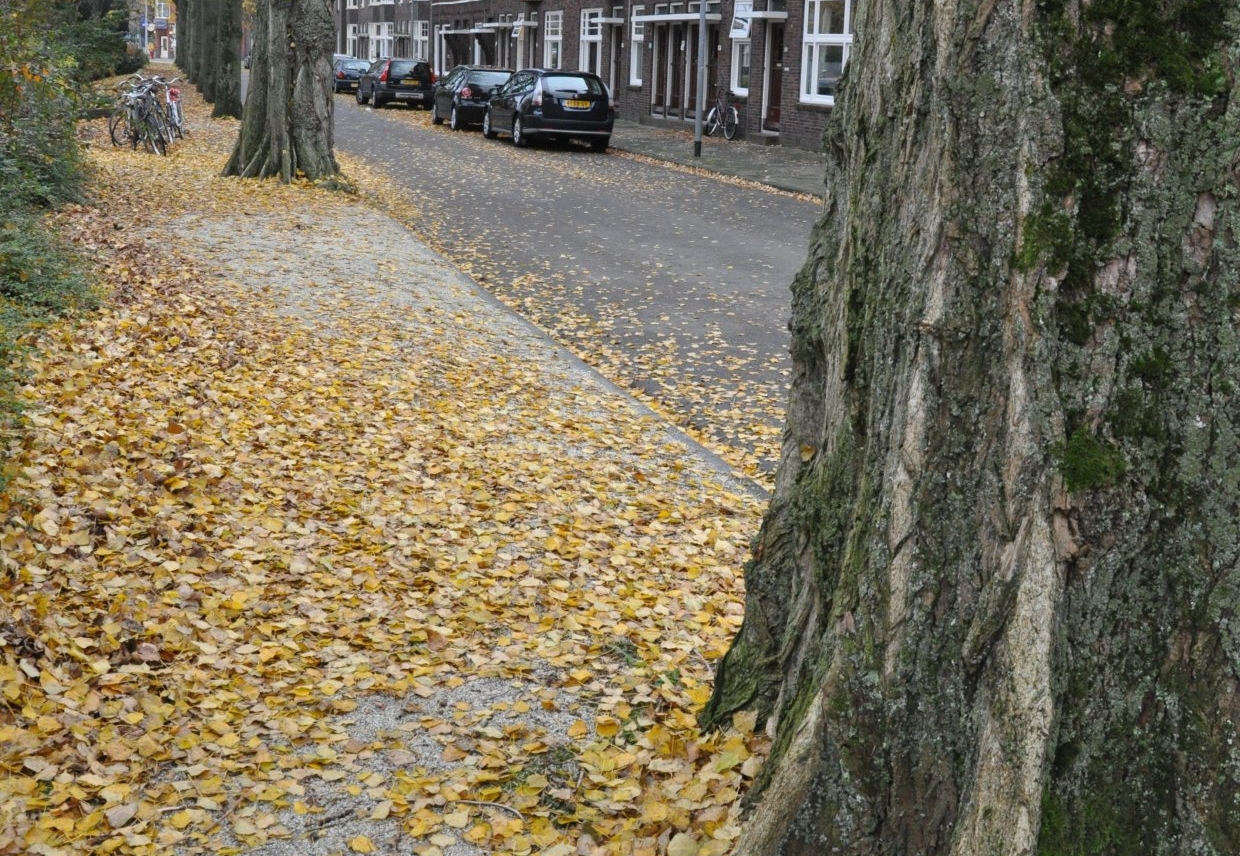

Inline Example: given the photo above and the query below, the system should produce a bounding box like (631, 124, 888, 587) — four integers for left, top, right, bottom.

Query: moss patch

(1056, 427, 1126, 491)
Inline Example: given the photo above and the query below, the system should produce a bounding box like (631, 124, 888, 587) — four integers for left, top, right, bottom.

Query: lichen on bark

(703, 1, 1240, 853)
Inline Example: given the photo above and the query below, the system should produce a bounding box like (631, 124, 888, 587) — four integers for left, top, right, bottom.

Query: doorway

(764, 23, 783, 131)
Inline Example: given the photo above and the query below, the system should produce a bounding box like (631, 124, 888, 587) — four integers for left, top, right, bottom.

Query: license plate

(348, 82, 358, 88)
(401, 79, 417, 86)
(564, 99, 591, 109)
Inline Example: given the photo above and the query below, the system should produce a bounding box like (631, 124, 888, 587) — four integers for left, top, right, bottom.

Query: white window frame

(155, 1, 170, 18)
(580, 9, 603, 73)
(731, 39, 751, 96)
(801, 0, 852, 105)
(581, 8, 603, 39)
(375, 21, 394, 58)
(544, 10, 563, 69)
(629, 4, 644, 86)
(413, 20, 429, 60)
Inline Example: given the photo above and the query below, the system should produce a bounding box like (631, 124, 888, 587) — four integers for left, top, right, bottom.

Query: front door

(764, 23, 783, 131)
(651, 23, 688, 118)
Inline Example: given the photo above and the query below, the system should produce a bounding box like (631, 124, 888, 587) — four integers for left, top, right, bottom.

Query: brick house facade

(332, 0, 855, 151)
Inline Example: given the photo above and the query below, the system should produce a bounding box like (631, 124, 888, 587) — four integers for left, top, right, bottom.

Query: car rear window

(542, 75, 605, 96)
(389, 61, 427, 79)
(469, 71, 511, 88)
(342, 60, 368, 72)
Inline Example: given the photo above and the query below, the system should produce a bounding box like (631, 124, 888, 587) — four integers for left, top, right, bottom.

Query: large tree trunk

(702, 1, 1240, 854)
(177, 0, 195, 81)
(210, 0, 243, 119)
(223, 0, 338, 182)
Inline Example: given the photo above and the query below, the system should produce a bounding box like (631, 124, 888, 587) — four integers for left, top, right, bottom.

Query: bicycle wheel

(148, 105, 172, 150)
(138, 108, 167, 155)
(704, 106, 720, 136)
(108, 111, 126, 146)
(723, 106, 739, 140)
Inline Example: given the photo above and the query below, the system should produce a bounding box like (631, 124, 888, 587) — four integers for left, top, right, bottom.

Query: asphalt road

(330, 93, 820, 480)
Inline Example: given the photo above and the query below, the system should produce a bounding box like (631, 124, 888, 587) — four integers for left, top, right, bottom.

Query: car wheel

(372, 95, 385, 109)
(590, 136, 610, 153)
(512, 115, 527, 148)
(431, 101, 443, 125)
(356, 87, 368, 105)
(482, 110, 498, 139)
(449, 104, 461, 131)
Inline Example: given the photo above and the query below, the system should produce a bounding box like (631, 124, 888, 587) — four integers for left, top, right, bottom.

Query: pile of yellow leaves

(0, 87, 769, 854)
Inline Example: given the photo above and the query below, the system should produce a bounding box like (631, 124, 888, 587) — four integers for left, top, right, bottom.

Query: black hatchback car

(332, 58, 370, 93)
(483, 69, 614, 151)
(431, 66, 514, 130)
(356, 58, 435, 109)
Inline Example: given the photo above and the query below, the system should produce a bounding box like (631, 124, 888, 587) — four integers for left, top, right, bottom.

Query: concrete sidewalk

(610, 117, 827, 199)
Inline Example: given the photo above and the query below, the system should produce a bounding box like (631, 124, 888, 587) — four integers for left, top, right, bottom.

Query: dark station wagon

(356, 58, 435, 109)
(483, 69, 614, 151)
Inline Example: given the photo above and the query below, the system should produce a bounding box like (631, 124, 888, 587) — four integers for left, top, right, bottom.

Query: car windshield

(543, 75, 604, 96)
(469, 71, 511, 88)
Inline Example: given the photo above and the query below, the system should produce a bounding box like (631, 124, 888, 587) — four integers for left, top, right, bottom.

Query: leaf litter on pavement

(0, 87, 770, 854)
(338, 104, 790, 488)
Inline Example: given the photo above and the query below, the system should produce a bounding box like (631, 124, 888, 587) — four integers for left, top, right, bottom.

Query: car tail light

(461, 86, 473, 99)
(335, 71, 344, 80)
(378, 64, 389, 82)
(431, 72, 437, 83)
(532, 87, 543, 108)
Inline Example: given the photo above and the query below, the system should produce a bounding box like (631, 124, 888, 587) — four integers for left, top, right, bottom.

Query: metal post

(693, 0, 706, 157)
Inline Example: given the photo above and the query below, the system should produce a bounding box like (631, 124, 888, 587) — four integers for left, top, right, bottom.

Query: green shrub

(0, 2, 103, 441)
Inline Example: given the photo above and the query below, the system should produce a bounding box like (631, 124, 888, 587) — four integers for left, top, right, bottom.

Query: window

(375, 21, 394, 58)
(413, 20, 429, 59)
(580, 9, 602, 74)
(731, 40, 751, 94)
(581, 8, 603, 39)
(544, 11, 563, 69)
(629, 5, 644, 86)
(802, 0, 852, 105)
(155, 1, 170, 18)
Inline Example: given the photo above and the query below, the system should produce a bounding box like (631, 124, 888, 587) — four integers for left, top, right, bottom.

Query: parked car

(357, 58, 435, 109)
(483, 69, 614, 151)
(431, 66, 514, 130)
(332, 57, 370, 93)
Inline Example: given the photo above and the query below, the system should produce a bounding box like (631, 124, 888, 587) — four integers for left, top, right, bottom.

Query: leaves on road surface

(0, 85, 769, 854)
(339, 102, 792, 488)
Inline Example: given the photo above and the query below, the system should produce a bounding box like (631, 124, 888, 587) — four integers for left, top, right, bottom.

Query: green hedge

(0, 2, 113, 441)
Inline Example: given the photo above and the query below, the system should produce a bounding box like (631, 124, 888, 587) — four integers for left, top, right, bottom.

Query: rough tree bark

(702, 1, 1239, 854)
(210, 0, 243, 119)
(223, 0, 338, 182)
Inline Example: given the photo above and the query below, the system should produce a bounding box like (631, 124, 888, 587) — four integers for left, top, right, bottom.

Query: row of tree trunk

(176, 0, 242, 120)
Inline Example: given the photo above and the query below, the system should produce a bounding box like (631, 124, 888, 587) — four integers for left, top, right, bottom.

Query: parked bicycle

(154, 75, 185, 139)
(108, 74, 176, 155)
(704, 85, 739, 140)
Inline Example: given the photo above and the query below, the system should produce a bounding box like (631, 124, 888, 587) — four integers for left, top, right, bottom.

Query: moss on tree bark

(703, 1, 1240, 853)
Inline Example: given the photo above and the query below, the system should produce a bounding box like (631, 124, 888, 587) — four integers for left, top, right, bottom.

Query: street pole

(693, 0, 706, 157)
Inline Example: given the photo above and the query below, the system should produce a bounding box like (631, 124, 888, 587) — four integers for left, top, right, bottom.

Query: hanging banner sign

(729, 0, 752, 38)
